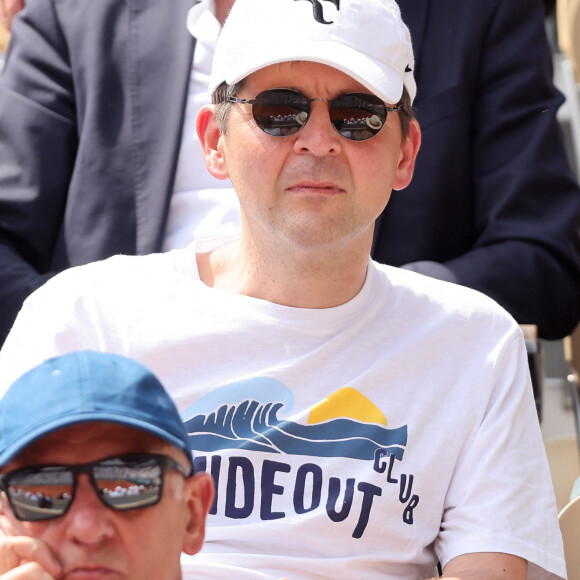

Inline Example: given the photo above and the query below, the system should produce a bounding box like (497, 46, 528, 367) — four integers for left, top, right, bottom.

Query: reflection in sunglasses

(227, 88, 398, 141)
(0, 453, 190, 521)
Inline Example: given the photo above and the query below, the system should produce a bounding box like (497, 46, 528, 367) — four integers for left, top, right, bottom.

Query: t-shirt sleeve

(435, 332, 566, 580)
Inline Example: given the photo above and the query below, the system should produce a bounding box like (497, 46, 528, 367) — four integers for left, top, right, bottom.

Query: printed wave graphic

(184, 399, 407, 461)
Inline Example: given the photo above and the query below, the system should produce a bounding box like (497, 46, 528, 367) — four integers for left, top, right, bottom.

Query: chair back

(559, 495, 580, 580)
(545, 435, 580, 512)
(565, 324, 580, 466)
(0, 21, 9, 56)
(558, 0, 580, 82)
(565, 323, 580, 384)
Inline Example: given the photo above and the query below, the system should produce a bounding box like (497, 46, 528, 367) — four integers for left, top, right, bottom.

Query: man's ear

(196, 105, 230, 181)
(182, 473, 215, 556)
(392, 119, 421, 191)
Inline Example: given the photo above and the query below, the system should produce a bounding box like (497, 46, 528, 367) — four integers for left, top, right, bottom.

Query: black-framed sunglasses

(227, 88, 399, 141)
(0, 453, 192, 522)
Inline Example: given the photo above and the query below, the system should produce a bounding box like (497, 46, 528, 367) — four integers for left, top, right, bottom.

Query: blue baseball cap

(0, 351, 193, 472)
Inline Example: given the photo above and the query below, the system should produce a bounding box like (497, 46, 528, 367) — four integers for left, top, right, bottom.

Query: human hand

(0, 537, 61, 579)
(0, 0, 24, 31)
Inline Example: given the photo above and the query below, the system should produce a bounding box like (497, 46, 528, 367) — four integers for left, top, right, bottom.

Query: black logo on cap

(295, 0, 340, 24)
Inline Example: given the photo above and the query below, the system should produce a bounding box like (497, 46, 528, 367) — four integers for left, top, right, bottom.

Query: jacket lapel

(372, 0, 428, 254)
(127, 0, 197, 254)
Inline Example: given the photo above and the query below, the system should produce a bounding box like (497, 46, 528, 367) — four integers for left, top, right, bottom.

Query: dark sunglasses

(227, 88, 399, 141)
(0, 453, 191, 522)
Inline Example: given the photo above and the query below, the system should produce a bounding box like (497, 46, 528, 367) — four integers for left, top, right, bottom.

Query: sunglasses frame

(226, 88, 400, 141)
(0, 452, 192, 522)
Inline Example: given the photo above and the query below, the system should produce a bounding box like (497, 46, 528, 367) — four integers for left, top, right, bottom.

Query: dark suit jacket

(383, 0, 580, 339)
(0, 0, 579, 341)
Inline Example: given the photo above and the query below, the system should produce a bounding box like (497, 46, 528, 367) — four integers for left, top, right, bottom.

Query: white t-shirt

(163, 0, 241, 251)
(0, 241, 566, 580)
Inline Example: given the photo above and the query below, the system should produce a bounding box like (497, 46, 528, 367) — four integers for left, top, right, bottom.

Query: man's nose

(292, 101, 343, 157)
(63, 474, 115, 545)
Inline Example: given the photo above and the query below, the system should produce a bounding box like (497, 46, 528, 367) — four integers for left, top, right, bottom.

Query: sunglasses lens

(330, 93, 387, 141)
(2, 457, 166, 521)
(249, 91, 388, 141)
(94, 456, 163, 511)
(253, 89, 309, 137)
(6, 468, 74, 521)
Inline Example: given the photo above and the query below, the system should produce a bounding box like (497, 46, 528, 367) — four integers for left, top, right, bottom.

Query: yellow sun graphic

(307, 387, 387, 426)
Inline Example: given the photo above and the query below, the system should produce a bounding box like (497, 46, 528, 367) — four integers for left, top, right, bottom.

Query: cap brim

(0, 413, 192, 468)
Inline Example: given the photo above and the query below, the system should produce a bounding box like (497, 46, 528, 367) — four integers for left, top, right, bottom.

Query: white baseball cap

(209, 0, 416, 105)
